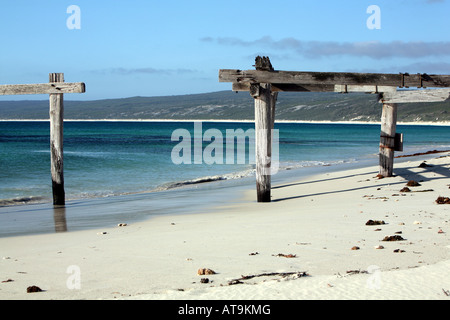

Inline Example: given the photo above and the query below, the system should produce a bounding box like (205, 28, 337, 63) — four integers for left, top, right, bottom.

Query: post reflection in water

(53, 205, 67, 233)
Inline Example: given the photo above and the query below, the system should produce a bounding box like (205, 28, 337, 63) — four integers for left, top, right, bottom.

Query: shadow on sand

(271, 155, 449, 202)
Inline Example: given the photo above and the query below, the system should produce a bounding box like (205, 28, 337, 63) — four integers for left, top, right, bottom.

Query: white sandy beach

(0, 152, 449, 300)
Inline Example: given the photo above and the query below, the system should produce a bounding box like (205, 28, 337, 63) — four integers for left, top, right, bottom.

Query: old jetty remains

(219, 56, 450, 202)
(1, 60, 449, 205)
(0, 73, 86, 205)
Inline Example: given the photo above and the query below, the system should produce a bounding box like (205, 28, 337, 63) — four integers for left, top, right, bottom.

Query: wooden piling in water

(49, 73, 65, 205)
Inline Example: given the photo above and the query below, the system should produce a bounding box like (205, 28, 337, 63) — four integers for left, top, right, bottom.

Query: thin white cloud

(202, 36, 450, 59)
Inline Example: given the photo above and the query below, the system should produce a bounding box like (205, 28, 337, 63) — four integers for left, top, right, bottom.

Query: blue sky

(1, 0, 450, 100)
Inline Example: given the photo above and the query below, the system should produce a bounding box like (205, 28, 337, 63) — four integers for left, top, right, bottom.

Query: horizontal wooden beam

(380, 88, 450, 103)
(232, 82, 335, 92)
(219, 69, 450, 88)
(334, 85, 396, 93)
(0, 82, 85, 95)
(234, 83, 399, 93)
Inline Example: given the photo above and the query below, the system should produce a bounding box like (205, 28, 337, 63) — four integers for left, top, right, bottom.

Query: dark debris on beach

(26, 285, 43, 293)
(395, 150, 450, 158)
(272, 253, 297, 258)
(366, 220, 386, 226)
(436, 196, 450, 204)
(382, 235, 406, 241)
(227, 271, 308, 286)
(406, 180, 421, 187)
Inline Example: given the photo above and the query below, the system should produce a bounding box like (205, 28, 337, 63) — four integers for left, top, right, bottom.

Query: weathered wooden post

(49, 73, 65, 205)
(253, 83, 274, 202)
(379, 103, 398, 177)
(252, 56, 277, 202)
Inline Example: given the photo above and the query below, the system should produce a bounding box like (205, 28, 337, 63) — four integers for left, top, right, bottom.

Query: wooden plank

(379, 103, 398, 177)
(380, 88, 450, 103)
(0, 82, 85, 95)
(220, 69, 450, 88)
(49, 73, 65, 206)
(334, 85, 396, 93)
(254, 83, 273, 202)
(233, 82, 335, 92)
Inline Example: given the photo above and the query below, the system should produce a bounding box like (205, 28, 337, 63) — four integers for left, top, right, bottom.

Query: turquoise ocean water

(0, 121, 448, 236)
(1, 120, 449, 205)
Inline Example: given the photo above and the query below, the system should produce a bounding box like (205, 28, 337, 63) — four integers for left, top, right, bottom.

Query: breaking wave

(155, 169, 256, 191)
(153, 159, 354, 192)
(0, 159, 358, 207)
(0, 196, 48, 207)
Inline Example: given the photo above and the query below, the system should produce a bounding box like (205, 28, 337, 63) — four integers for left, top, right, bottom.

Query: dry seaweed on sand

(346, 270, 369, 275)
(197, 268, 216, 275)
(26, 285, 43, 293)
(382, 235, 406, 241)
(366, 220, 386, 226)
(401, 186, 434, 193)
(396, 150, 450, 158)
(406, 180, 421, 187)
(272, 253, 296, 258)
(227, 271, 308, 285)
(436, 196, 450, 204)
(418, 162, 432, 168)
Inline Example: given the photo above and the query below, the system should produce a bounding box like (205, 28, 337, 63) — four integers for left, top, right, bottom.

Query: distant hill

(0, 90, 448, 122)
